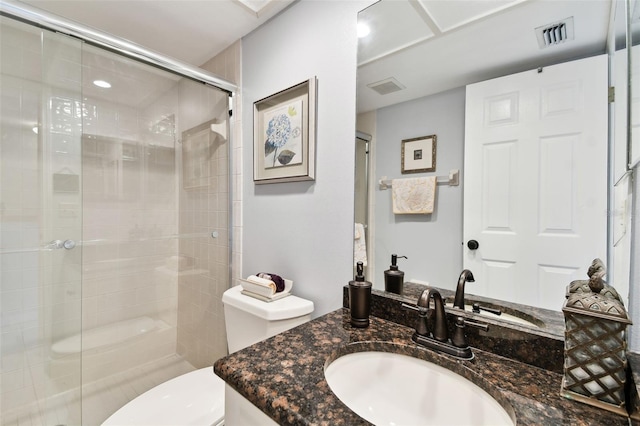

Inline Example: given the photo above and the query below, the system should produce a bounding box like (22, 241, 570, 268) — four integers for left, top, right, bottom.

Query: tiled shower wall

(1, 17, 238, 423)
(175, 40, 241, 368)
(81, 90, 181, 383)
(80, 42, 237, 375)
(1, 24, 85, 423)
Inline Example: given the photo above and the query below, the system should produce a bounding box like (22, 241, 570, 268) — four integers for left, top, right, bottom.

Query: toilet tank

(222, 285, 314, 353)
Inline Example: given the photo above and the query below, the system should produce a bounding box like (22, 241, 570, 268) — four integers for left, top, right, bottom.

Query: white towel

(392, 176, 436, 214)
(354, 222, 368, 266)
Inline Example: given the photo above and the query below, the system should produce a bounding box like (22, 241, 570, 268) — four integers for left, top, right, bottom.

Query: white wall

(239, 0, 640, 346)
(373, 87, 465, 291)
(241, 0, 373, 317)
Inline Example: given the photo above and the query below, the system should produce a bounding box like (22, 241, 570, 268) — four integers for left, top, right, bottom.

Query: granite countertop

(347, 284, 566, 373)
(398, 282, 566, 339)
(214, 308, 628, 426)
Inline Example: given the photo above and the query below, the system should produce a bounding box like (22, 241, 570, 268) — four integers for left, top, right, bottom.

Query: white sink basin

(325, 351, 513, 426)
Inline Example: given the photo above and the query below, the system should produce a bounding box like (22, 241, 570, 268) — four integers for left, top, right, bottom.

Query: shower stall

(0, 5, 235, 425)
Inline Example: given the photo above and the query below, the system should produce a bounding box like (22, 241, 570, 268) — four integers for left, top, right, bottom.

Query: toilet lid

(102, 367, 225, 426)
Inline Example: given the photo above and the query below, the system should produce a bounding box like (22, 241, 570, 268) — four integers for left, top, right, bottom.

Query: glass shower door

(2, 12, 232, 425)
(1, 18, 83, 425)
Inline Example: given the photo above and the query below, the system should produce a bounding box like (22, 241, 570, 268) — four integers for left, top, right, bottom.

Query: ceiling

(16, 0, 296, 67)
(8, 0, 296, 111)
(357, 0, 614, 113)
(8, 0, 618, 114)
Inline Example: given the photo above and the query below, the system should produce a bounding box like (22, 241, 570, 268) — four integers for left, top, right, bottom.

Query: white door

(463, 54, 608, 311)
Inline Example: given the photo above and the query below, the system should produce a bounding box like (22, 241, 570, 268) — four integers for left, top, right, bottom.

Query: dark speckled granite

(214, 309, 628, 425)
(400, 282, 566, 336)
(344, 284, 566, 373)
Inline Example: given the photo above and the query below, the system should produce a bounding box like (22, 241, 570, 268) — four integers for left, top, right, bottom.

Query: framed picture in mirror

(253, 77, 317, 184)
(401, 134, 436, 174)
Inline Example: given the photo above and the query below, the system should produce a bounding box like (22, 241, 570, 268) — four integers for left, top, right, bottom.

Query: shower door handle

(46, 239, 76, 250)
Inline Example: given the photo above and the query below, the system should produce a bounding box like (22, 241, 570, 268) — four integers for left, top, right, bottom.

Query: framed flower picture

(253, 77, 317, 183)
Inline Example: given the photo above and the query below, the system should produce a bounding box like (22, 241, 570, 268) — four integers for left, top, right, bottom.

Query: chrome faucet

(452, 269, 475, 310)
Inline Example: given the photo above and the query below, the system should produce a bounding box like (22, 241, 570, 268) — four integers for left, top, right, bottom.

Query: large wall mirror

(355, 0, 633, 315)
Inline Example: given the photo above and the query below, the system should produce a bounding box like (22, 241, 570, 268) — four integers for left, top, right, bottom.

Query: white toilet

(102, 285, 314, 426)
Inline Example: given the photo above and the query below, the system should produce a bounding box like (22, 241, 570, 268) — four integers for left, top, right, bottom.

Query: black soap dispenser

(349, 261, 372, 328)
(384, 254, 407, 295)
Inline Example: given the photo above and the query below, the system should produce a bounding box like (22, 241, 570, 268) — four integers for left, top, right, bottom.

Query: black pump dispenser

(349, 262, 372, 328)
(384, 254, 407, 295)
(355, 264, 365, 281)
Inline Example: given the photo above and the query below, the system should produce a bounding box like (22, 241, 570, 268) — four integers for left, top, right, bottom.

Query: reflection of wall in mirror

(372, 87, 464, 292)
(356, 110, 376, 278)
(354, 138, 368, 225)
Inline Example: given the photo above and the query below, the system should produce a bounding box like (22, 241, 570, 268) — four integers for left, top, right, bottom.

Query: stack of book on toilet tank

(239, 273, 292, 302)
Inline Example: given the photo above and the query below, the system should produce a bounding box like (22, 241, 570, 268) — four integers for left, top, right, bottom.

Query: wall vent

(535, 17, 574, 49)
(367, 77, 405, 95)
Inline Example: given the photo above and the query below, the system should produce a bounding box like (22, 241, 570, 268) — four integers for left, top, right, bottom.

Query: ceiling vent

(367, 77, 405, 95)
(535, 17, 574, 49)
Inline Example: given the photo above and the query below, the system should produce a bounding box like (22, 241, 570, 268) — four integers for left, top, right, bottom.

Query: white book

(239, 278, 275, 297)
(239, 277, 293, 298)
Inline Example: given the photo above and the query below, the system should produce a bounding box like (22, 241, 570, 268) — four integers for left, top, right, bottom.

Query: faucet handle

(451, 316, 490, 348)
(472, 303, 502, 316)
(401, 302, 427, 314)
(451, 317, 467, 348)
(401, 302, 419, 312)
(463, 318, 489, 332)
(402, 303, 429, 336)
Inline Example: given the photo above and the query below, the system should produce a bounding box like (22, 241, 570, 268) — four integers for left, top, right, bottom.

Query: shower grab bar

(378, 169, 459, 189)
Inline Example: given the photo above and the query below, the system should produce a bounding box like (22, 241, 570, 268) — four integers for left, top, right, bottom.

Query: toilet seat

(103, 288, 314, 426)
(101, 367, 225, 426)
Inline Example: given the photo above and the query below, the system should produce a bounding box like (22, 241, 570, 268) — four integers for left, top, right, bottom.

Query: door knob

(467, 240, 479, 250)
(63, 239, 76, 250)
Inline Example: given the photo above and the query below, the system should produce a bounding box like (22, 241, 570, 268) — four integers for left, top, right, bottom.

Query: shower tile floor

(2, 354, 196, 426)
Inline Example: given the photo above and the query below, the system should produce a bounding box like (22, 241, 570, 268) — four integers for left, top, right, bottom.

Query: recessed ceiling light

(357, 22, 371, 38)
(93, 80, 111, 88)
